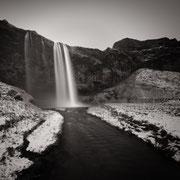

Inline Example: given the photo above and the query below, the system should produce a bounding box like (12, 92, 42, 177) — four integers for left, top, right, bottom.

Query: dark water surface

(19, 108, 180, 180)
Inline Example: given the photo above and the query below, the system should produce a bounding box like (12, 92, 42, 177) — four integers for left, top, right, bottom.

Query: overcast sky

(0, 0, 180, 50)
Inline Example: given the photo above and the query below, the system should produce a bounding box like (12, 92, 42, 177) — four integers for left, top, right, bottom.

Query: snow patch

(0, 81, 64, 179)
(0, 151, 32, 180)
(27, 111, 63, 153)
(88, 102, 180, 162)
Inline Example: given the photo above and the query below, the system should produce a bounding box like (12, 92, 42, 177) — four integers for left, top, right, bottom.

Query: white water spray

(53, 42, 78, 107)
(24, 31, 32, 94)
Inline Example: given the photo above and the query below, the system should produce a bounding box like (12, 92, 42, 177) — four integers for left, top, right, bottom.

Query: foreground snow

(0, 82, 63, 180)
(88, 101, 180, 162)
(27, 111, 63, 153)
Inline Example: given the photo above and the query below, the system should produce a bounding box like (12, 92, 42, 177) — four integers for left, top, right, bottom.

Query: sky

(0, 0, 180, 50)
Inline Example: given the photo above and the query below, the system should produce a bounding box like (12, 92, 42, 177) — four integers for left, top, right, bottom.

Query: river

(19, 108, 180, 180)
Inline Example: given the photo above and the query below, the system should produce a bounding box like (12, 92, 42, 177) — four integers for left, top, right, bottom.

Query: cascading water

(53, 42, 78, 107)
(25, 31, 56, 108)
(24, 31, 32, 94)
(25, 31, 79, 108)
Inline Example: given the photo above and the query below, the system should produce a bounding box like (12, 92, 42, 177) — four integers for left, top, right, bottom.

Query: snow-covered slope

(88, 101, 180, 162)
(92, 68, 180, 103)
(0, 82, 63, 180)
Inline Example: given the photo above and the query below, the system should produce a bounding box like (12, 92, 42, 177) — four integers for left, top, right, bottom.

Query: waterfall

(53, 42, 78, 107)
(25, 31, 79, 108)
(24, 31, 32, 94)
(24, 31, 56, 108)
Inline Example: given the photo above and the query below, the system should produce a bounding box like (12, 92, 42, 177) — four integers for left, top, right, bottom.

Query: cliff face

(0, 20, 180, 101)
(69, 46, 140, 94)
(113, 38, 180, 72)
(24, 31, 55, 106)
(0, 20, 140, 96)
(0, 20, 54, 91)
(113, 37, 180, 51)
(66, 37, 180, 96)
(0, 20, 26, 88)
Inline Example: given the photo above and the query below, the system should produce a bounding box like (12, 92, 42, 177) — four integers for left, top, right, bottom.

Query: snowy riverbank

(87, 102, 180, 162)
(0, 82, 63, 180)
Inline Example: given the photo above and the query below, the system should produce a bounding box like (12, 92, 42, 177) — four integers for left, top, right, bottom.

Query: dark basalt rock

(0, 19, 26, 89)
(0, 20, 138, 96)
(113, 37, 180, 51)
(0, 20, 55, 99)
(113, 38, 180, 73)
(24, 30, 55, 98)
(69, 46, 140, 94)
(0, 20, 180, 102)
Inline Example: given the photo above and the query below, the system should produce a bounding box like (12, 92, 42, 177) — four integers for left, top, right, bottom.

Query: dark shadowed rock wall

(24, 31, 55, 106)
(0, 20, 26, 88)
(0, 20, 141, 96)
(69, 46, 140, 94)
(0, 20, 54, 92)
(0, 20, 180, 104)
(113, 38, 180, 72)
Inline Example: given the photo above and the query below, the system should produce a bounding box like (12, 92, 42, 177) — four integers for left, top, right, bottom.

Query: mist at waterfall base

(25, 32, 81, 108)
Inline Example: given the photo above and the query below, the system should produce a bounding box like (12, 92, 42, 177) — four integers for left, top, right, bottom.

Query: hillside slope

(88, 101, 180, 162)
(0, 81, 63, 179)
(90, 68, 180, 103)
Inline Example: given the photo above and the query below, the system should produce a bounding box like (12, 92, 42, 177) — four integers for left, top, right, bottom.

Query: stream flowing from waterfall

(18, 108, 180, 180)
(53, 42, 78, 107)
